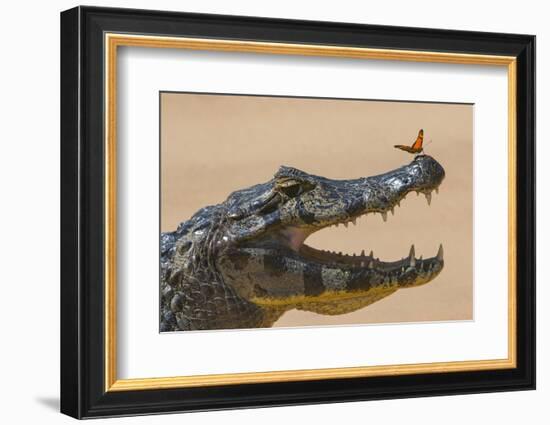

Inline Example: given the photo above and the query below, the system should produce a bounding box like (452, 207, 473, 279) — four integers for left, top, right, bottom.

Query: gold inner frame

(104, 33, 517, 392)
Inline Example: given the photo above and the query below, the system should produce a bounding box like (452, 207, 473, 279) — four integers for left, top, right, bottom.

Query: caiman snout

(407, 154, 446, 192)
(360, 154, 445, 219)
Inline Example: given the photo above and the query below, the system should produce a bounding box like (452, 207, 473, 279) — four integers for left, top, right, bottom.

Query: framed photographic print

(60, 6, 535, 419)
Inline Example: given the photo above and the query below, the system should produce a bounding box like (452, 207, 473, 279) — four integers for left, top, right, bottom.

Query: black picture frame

(60, 5, 535, 419)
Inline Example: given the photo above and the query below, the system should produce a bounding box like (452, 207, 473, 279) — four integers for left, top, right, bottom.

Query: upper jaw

(230, 155, 444, 248)
(299, 154, 445, 229)
(270, 155, 445, 268)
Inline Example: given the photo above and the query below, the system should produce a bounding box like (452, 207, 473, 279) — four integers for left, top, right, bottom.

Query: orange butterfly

(394, 129, 424, 154)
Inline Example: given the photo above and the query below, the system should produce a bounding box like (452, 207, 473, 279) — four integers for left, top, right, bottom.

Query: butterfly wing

(411, 129, 424, 151)
(394, 144, 415, 153)
(394, 129, 424, 153)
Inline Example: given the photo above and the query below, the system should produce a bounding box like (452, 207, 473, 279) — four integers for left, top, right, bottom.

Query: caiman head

(211, 154, 446, 315)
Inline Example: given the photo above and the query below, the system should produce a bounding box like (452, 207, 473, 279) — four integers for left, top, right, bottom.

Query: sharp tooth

(369, 250, 373, 258)
(409, 245, 416, 267)
(435, 187, 439, 194)
(360, 261, 365, 267)
(368, 260, 374, 269)
(437, 244, 444, 261)
(352, 253, 356, 257)
(381, 212, 388, 222)
(390, 207, 395, 215)
(338, 251, 342, 255)
(352, 218, 357, 225)
(425, 192, 432, 206)
(397, 200, 401, 207)
(361, 249, 365, 256)
(344, 222, 348, 228)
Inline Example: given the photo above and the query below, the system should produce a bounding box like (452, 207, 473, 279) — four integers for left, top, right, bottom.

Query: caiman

(160, 155, 445, 331)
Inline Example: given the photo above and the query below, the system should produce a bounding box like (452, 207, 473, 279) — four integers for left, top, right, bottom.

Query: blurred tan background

(161, 92, 473, 326)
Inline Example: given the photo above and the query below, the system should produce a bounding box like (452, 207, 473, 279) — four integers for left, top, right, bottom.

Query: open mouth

(297, 219, 442, 277)
(276, 188, 444, 289)
(227, 155, 446, 297)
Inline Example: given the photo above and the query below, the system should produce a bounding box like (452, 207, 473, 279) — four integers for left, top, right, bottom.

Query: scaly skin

(160, 155, 445, 331)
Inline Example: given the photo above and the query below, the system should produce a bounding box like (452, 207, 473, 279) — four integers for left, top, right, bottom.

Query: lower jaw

(297, 244, 401, 272)
(250, 285, 396, 307)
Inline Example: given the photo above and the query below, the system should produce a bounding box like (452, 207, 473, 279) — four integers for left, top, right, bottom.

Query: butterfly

(394, 129, 424, 154)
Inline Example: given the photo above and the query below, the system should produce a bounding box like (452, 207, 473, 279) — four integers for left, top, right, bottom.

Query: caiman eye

(279, 183, 302, 198)
(276, 179, 314, 198)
